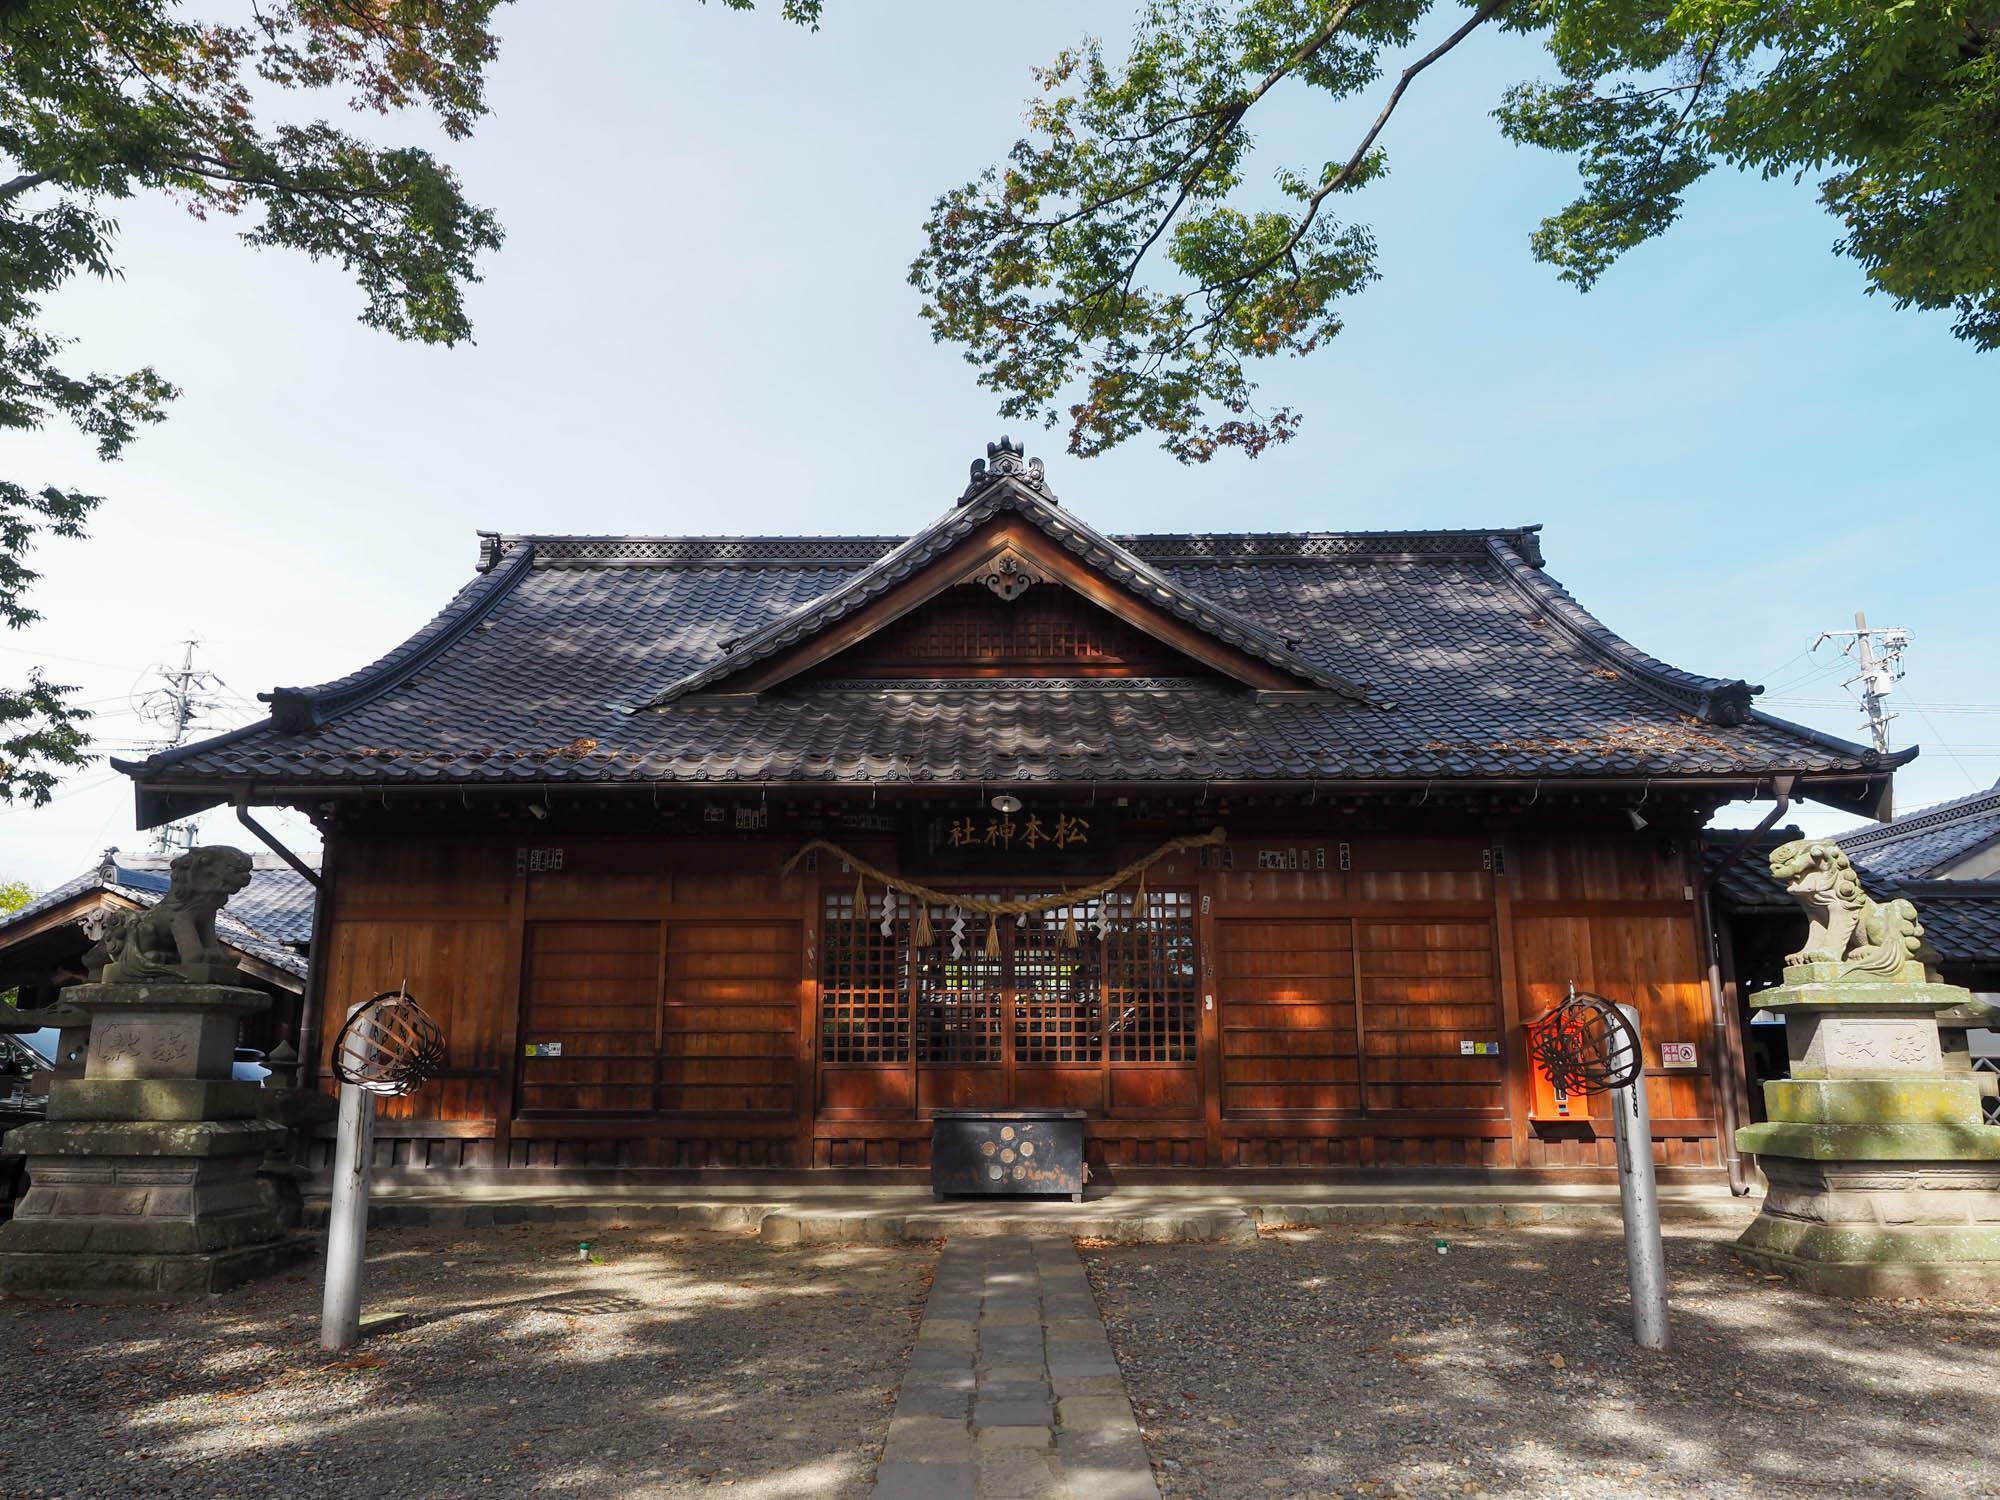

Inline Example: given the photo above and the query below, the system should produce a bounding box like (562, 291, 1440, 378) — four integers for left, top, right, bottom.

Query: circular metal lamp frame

(1526, 988, 1643, 1099)
(329, 990, 448, 1098)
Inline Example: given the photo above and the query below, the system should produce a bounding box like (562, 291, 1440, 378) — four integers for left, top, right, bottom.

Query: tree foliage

(0, 0, 508, 805)
(911, 0, 2000, 461)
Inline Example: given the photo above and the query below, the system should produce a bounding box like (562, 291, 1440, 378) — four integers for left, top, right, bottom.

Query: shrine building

(117, 440, 1904, 1184)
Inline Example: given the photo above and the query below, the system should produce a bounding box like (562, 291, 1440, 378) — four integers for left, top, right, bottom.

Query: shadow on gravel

(1087, 1221, 2000, 1499)
(1, 1221, 936, 1499)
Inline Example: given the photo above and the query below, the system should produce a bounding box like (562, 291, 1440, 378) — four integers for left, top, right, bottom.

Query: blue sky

(4, 3, 1995, 887)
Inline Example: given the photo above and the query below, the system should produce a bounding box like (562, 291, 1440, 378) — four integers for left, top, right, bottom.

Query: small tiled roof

(0, 852, 313, 982)
(119, 442, 1899, 815)
(1700, 829, 1807, 912)
(1833, 782, 2000, 880)
(1897, 883, 2000, 965)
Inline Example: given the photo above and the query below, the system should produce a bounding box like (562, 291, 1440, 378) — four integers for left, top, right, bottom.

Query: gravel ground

(1085, 1221, 2000, 1500)
(1, 1222, 935, 1499)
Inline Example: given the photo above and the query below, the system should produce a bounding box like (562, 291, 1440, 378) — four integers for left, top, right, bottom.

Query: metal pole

(1611, 1002, 1670, 1350)
(320, 1074, 374, 1351)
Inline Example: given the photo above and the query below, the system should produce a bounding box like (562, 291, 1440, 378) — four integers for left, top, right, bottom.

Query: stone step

(305, 1188, 1755, 1241)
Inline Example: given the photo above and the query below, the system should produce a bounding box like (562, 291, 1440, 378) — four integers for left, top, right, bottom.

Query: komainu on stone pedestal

(1733, 839, 2000, 1299)
(0, 847, 310, 1299)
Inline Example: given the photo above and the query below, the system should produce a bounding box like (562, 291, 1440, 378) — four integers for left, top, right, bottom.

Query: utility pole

(1813, 611, 1910, 756)
(134, 640, 223, 854)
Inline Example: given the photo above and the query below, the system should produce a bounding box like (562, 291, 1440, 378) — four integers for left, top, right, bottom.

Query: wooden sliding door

(516, 918, 799, 1118)
(1217, 915, 1505, 1120)
(1217, 918, 1360, 1115)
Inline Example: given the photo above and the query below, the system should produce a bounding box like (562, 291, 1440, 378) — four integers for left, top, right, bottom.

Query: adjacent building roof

(0, 851, 314, 985)
(119, 441, 1901, 822)
(1703, 831, 2000, 970)
(1700, 828, 1807, 913)
(1833, 781, 2000, 881)
(1894, 882, 2000, 965)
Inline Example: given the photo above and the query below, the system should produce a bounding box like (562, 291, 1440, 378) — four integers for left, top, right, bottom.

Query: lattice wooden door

(817, 886, 1199, 1114)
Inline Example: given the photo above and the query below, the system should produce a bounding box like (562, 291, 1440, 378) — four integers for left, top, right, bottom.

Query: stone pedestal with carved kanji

(1734, 962, 2000, 1298)
(0, 982, 306, 1297)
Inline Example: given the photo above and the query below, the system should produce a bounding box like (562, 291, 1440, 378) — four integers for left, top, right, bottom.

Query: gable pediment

(802, 571, 1219, 682)
(632, 445, 1374, 708)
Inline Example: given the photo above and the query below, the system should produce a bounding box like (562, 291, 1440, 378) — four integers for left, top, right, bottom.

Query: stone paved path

(870, 1236, 1159, 1500)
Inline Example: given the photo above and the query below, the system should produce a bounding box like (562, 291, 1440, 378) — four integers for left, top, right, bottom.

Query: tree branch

(1298, 3, 1508, 237)
(1652, 32, 1725, 168)
(0, 171, 57, 203)
(1027, 0, 1367, 234)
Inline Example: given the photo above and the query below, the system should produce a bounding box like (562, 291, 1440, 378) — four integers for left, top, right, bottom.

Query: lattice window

(819, 891, 911, 1064)
(1013, 902, 1103, 1064)
(915, 899, 1004, 1064)
(1105, 890, 1197, 1063)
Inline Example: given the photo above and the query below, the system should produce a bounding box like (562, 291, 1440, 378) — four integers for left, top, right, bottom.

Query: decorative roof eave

(629, 446, 1377, 711)
(1487, 536, 1762, 730)
(0, 887, 146, 949)
(134, 767, 1893, 810)
(262, 544, 536, 733)
(113, 547, 538, 792)
(1839, 786, 2000, 857)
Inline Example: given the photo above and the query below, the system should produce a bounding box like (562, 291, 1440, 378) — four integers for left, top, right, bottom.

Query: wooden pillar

(1196, 867, 1223, 1168)
(1490, 836, 1532, 1171)
(299, 828, 340, 1089)
(489, 855, 528, 1170)
(797, 866, 820, 1170)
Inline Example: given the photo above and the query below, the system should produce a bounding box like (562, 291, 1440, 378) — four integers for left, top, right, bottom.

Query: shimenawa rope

(780, 826, 1227, 932)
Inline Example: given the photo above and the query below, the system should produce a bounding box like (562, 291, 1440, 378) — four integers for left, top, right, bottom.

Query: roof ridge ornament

(960, 436, 1055, 506)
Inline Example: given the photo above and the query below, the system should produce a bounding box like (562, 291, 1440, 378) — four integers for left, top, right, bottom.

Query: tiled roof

(1897, 884, 2000, 966)
(0, 852, 313, 982)
(1833, 782, 2000, 880)
(1700, 830, 1807, 912)
(119, 445, 1898, 808)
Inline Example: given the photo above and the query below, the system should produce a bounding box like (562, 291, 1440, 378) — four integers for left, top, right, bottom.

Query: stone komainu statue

(84, 846, 255, 985)
(1768, 837, 1935, 982)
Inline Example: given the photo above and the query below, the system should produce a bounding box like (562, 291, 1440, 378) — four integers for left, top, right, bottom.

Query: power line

(1901, 693, 1985, 793)
(0, 641, 148, 672)
(1766, 698, 2000, 716)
